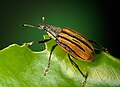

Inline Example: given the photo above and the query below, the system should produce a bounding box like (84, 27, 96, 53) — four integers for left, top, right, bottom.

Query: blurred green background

(0, 0, 119, 58)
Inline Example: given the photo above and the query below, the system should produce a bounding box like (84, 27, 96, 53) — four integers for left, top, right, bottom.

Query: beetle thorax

(39, 24, 63, 39)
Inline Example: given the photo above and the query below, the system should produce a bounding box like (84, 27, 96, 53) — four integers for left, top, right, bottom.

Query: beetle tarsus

(103, 48, 109, 53)
(44, 68, 48, 76)
(22, 42, 33, 46)
(44, 60, 50, 76)
(82, 72, 88, 87)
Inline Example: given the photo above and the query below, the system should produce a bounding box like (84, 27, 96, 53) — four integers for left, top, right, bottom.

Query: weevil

(22, 22, 108, 86)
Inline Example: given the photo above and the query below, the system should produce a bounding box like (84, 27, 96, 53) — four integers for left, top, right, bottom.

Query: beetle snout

(37, 25, 45, 29)
(38, 24, 50, 30)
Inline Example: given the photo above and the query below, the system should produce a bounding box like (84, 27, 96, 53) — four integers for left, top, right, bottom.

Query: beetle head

(37, 24, 50, 30)
(22, 23, 62, 39)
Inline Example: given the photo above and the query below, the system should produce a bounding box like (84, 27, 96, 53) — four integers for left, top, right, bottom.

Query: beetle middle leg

(44, 44, 57, 76)
(68, 54, 88, 87)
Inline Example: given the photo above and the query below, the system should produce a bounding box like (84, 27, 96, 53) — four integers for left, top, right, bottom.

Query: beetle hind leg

(89, 40, 108, 53)
(68, 54, 88, 86)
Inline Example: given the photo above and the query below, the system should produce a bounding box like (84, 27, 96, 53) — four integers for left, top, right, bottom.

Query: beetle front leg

(23, 38, 52, 46)
(68, 54, 88, 87)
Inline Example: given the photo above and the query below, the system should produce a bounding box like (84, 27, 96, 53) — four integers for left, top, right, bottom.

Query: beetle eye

(37, 25, 40, 27)
(43, 26, 46, 29)
(38, 25, 46, 29)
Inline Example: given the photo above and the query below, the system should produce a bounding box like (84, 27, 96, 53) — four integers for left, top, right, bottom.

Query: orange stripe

(57, 36, 91, 60)
(61, 28, 94, 52)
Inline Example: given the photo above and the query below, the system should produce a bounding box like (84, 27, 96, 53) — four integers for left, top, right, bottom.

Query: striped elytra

(56, 28, 95, 62)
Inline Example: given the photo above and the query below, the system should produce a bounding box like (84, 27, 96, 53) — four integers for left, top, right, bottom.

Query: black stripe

(57, 40, 85, 60)
(58, 35, 85, 52)
(61, 30, 94, 51)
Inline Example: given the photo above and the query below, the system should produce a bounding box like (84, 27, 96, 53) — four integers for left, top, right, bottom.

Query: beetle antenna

(42, 16, 45, 22)
(21, 24, 37, 28)
(21, 16, 45, 29)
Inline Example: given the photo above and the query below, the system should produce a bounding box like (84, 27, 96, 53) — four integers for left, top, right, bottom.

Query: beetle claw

(44, 67, 48, 76)
(82, 72, 88, 87)
(103, 48, 109, 54)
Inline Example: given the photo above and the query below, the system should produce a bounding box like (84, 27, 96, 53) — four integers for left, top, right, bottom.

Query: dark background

(0, 0, 119, 58)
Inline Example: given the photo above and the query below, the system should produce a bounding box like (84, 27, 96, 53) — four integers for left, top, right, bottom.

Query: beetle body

(38, 24, 95, 62)
(22, 23, 107, 86)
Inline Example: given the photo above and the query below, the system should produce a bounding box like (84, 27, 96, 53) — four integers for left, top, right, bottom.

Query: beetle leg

(68, 54, 88, 86)
(23, 38, 52, 46)
(36, 38, 52, 44)
(44, 44, 57, 76)
(89, 40, 108, 52)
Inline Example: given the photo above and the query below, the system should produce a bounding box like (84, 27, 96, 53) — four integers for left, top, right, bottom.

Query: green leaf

(0, 35, 120, 87)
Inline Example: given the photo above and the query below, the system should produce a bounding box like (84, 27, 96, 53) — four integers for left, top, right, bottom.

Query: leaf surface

(0, 35, 120, 87)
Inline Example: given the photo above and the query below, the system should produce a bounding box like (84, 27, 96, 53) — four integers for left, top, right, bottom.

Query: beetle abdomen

(57, 28, 95, 62)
